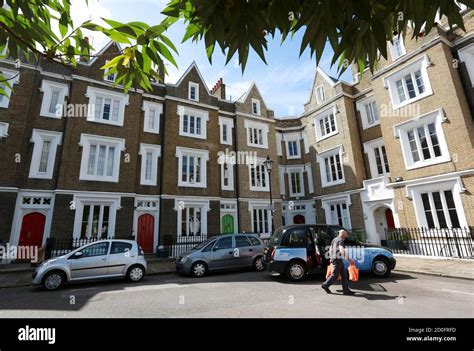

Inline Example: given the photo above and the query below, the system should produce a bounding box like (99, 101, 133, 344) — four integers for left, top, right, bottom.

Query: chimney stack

(80, 37, 90, 62)
(210, 77, 226, 100)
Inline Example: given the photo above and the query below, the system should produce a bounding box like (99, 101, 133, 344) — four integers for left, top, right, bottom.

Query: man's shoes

(321, 285, 332, 294)
(343, 290, 356, 295)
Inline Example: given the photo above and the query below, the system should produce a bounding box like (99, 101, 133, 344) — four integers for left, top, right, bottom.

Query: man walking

(321, 229, 355, 295)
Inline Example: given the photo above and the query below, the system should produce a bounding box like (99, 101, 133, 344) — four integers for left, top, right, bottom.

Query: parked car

(32, 239, 147, 290)
(264, 224, 396, 281)
(176, 234, 266, 277)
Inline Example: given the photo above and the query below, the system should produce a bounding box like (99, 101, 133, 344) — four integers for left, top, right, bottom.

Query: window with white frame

(29, 129, 62, 179)
(244, 120, 269, 148)
(177, 105, 208, 139)
(249, 161, 269, 191)
(314, 107, 338, 140)
(143, 101, 162, 134)
(251, 98, 261, 115)
(139, 143, 161, 186)
(389, 36, 406, 61)
(219, 116, 234, 145)
(188, 82, 199, 101)
(279, 166, 286, 195)
(316, 84, 326, 104)
(409, 179, 467, 229)
(219, 155, 234, 191)
(384, 55, 433, 109)
(364, 138, 390, 178)
(104, 60, 117, 82)
(357, 97, 380, 129)
(251, 206, 271, 236)
(86, 87, 129, 126)
(39, 80, 68, 118)
(176, 147, 209, 188)
(79, 134, 125, 182)
(177, 200, 209, 237)
(0, 69, 20, 109)
(458, 43, 474, 88)
(285, 133, 301, 159)
(317, 146, 345, 187)
(73, 196, 120, 239)
(305, 163, 314, 194)
(329, 202, 351, 228)
(0, 122, 9, 138)
(287, 167, 305, 197)
(420, 190, 461, 228)
(394, 109, 450, 170)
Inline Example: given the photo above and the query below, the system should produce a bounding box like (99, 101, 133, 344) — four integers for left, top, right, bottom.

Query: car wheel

(285, 261, 307, 282)
(371, 257, 391, 278)
(42, 270, 65, 291)
(190, 262, 207, 277)
(127, 265, 145, 282)
(253, 256, 265, 271)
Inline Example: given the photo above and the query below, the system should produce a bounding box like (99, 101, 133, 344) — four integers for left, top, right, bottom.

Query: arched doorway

(221, 214, 235, 234)
(372, 206, 393, 246)
(138, 214, 154, 253)
(293, 214, 306, 224)
(385, 209, 395, 229)
(18, 212, 46, 248)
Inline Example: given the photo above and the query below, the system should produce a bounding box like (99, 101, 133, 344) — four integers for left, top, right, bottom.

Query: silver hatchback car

(175, 234, 266, 277)
(32, 239, 147, 290)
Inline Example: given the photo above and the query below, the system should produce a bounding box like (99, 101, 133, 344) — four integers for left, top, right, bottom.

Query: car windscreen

(268, 227, 285, 246)
(193, 238, 214, 250)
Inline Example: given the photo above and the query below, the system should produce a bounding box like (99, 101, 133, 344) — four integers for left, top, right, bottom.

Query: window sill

(321, 179, 346, 188)
(249, 187, 270, 192)
(316, 131, 339, 142)
(179, 132, 206, 140)
(86, 118, 124, 127)
(405, 156, 451, 171)
(40, 112, 62, 119)
(362, 121, 381, 130)
(392, 91, 433, 111)
(287, 155, 301, 160)
(79, 175, 119, 183)
(247, 143, 268, 149)
(178, 182, 207, 188)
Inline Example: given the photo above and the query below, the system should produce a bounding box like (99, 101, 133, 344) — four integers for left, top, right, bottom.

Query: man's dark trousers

(322, 259, 350, 293)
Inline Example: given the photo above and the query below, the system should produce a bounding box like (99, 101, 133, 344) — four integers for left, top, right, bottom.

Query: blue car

(264, 224, 396, 282)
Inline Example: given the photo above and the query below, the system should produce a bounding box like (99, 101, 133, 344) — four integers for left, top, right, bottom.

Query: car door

(208, 236, 235, 270)
(315, 226, 334, 267)
(69, 241, 110, 280)
(107, 241, 133, 276)
(234, 235, 253, 267)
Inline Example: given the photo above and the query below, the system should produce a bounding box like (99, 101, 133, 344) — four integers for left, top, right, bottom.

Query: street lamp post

(263, 155, 275, 236)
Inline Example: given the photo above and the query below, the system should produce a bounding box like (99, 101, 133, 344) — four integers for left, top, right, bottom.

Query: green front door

(221, 214, 234, 234)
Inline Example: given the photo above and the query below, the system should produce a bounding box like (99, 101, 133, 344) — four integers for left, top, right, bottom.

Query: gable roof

(171, 61, 212, 96)
(78, 40, 122, 67)
(237, 81, 268, 110)
(305, 66, 339, 105)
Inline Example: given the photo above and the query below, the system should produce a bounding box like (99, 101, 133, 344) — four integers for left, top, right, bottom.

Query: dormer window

(251, 99, 261, 115)
(104, 60, 116, 82)
(389, 36, 406, 61)
(316, 85, 326, 104)
(188, 82, 199, 102)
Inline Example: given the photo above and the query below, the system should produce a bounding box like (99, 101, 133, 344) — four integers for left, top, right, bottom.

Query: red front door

(385, 209, 395, 229)
(293, 214, 306, 224)
(18, 212, 46, 248)
(138, 214, 155, 253)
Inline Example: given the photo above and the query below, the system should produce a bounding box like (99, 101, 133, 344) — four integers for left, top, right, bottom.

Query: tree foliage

(0, 0, 473, 95)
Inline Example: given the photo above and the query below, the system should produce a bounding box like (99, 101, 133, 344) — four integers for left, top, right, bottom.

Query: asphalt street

(0, 270, 472, 318)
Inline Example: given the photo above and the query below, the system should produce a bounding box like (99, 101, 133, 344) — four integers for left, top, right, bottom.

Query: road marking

(442, 289, 474, 296)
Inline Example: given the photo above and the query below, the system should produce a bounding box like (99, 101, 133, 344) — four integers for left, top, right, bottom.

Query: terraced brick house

(0, 8, 473, 258)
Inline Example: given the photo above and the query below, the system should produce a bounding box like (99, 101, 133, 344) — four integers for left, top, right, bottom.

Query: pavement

(0, 271, 472, 318)
(0, 255, 472, 288)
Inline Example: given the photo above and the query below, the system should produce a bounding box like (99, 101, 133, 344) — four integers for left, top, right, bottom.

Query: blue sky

(73, 0, 353, 117)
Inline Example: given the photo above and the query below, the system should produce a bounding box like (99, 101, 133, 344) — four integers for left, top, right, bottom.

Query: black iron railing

(162, 234, 208, 258)
(45, 236, 134, 259)
(385, 227, 474, 259)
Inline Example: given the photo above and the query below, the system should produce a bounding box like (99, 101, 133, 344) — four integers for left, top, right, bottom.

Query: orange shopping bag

(348, 262, 359, 282)
(325, 264, 341, 280)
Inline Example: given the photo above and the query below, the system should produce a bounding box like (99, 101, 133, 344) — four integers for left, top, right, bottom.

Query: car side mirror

(213, 246, 219, 251)
(72, 251, 83, 259)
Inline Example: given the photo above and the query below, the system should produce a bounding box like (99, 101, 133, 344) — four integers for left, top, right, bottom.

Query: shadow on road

(0, 270, 416, 312)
